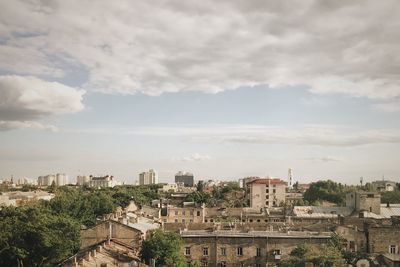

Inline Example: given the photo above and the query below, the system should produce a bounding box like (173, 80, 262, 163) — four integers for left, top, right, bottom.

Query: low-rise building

(88, 175, 119, 188)
(160, 205, 205, 224)
(0, 191, 55, 206)
(346, 192, 381, 215)
(371, 180, 397, 192)
(180, 230, 332, 266)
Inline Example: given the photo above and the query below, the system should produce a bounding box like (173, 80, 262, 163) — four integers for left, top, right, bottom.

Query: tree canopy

(141, 229, 185, 267)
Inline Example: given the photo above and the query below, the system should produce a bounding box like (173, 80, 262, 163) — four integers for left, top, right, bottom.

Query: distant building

(76, 175, 91, 186)
(88, 175, 118, 188)
(371, 180, 397, 192)
(37, 173, 68, 186)
(0, 191, 55, 206)
(246, 178, 287, 209)
(139, 169, 158, 185)
(175, 171, 194, 187)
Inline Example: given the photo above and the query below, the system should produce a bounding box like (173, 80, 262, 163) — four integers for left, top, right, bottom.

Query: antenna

(360, 177, 363, 187)
(288, 168, 293, 188)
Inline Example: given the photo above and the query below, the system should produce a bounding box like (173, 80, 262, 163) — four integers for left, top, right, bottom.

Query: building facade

(246, 178, 287, 209)
(175, 171, 194, 187)
(345, 192, 381, 214)
(88, 175, 118, 188)
(180, 230, 331, 267)
(139, 169, 158, 185)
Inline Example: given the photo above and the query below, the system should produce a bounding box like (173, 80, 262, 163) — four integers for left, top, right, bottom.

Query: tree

(141, 229, 185, 267)
(280, 241, 345, 267)
(304, 180, 348, 205)
(0, 205, 80, 267)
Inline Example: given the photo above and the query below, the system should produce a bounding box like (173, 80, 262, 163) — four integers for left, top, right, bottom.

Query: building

(371, 180, 397, 192)
(37, 173, 69, 186)
(0, 191, 55, 206)
(139, 169, 158, 185)
(346, 192, 381, 215)
(175, 171, 194, 187)
(160, 205, 205, 224)
(76, 175, 91, 186)
(180, 230, 331, 266)
(246, 178, 287, 209)
(88, 175, 118, 188)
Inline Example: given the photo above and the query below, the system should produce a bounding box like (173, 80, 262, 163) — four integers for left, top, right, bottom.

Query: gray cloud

(0, 1, 399, 99)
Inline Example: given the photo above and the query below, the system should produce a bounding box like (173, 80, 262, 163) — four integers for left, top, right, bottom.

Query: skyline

(1, 1, 400, 184)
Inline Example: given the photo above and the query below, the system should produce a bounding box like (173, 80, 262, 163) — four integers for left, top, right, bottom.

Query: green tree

(0, 205, 80, 267)
(141, 229, 185, 267)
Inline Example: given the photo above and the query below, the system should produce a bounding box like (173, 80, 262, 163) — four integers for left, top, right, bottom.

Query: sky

(0, 0, 400, 184)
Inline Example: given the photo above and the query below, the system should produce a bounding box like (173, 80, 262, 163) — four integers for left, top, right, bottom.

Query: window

(201, 261, 208, 267)
(266, 189, 269, 193)
(256, 264, 261, 267)
(220, 247, 226, 256)
(273, 189, 276, 193)
(175, 211, 179, 215)
(218, 262, 226, 267)
(187, 262, 192, 267)
(266, 201, 269, 206)
(237, 247, 243, 256)
(203, 247, 209, 256)
(390, 245, 397, 254)
(197, 211, 201, 216)
(190, 219, 193, 223)
(174, 219, 178, 223)
(182, 219, 186, 223)
(182, 211, 186, 215)
(256, 247, 261, 256)
(185, 247, 191, 256)
(190, 210, 194, 215)
(273, 249, 281, 255)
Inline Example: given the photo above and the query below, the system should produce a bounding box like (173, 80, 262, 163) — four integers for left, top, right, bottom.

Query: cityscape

(1, 1, 400, 267)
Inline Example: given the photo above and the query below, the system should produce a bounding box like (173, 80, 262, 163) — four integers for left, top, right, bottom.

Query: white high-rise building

(37, 173, 68, 186)
(139, 169, 158, 185)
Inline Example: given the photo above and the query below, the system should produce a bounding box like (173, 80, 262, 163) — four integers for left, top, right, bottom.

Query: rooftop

(180, 230, 332, 239)
(247, 178, 286, 185)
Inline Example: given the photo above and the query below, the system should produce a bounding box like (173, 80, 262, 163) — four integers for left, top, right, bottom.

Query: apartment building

(246, 178, 287, 209)
(139, 169, 158, 185)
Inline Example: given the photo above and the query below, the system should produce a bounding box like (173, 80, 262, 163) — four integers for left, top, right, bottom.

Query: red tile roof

(247, 178, 286, 185)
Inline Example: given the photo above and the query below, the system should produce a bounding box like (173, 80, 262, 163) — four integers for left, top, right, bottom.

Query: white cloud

(0, 121, 58, 132)
(67, 124, 400, 147)
(0, 1, 399, 99)
(0, 75, 84, 130)
(304, 157, 341, 163)
(173, 153, 211, 162)
(0, 75, 85, 119)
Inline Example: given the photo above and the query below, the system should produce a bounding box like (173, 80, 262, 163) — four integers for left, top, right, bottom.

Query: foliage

(185, 191, 211, 205)
(381, 190, 400, 204)
(141, 229, 186, 267)
(44, 187, 115, 227)
(303, 180, 350, 205)
(0, 205, 80, 267)
(280, 242, 345, 267)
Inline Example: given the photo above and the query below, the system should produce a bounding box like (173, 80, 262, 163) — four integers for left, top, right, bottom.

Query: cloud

(372, 101, 400, 113)
(305, 157, 341, 163)
(0, 121, 58, 132)
(68, 124, 400, 147)
(0, 75, 84, 130)
(0, 1, 399, 99)
(173, 153, 211, 162)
